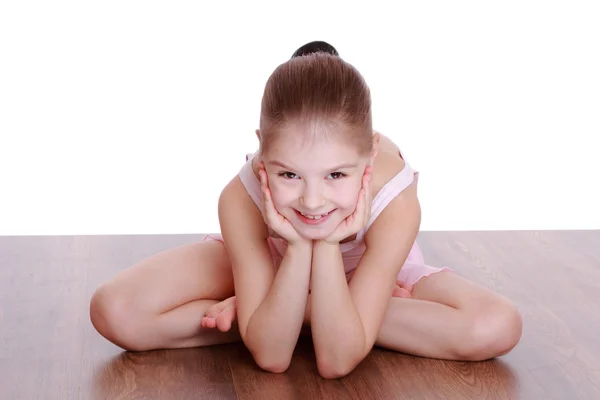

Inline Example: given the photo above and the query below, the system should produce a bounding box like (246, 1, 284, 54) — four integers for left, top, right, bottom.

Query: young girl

(90, 41, 522, 379)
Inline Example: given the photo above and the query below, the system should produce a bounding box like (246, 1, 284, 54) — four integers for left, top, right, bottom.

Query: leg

(375, 271, 523, 361)
(90, 239, 241, 352)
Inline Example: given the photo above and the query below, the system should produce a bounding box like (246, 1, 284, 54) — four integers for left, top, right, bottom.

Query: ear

(255, 129, 261, 141)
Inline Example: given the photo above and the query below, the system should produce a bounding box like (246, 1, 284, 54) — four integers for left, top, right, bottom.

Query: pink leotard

(205, 151, 452, 286)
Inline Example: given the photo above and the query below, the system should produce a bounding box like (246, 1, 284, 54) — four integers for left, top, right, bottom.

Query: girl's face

(261, 128, 375, 241)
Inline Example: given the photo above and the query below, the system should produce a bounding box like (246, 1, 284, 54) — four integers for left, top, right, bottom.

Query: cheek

(269, 183, 296, 208)
(337, 189, 359, 207)
(333, 183, 362, 209)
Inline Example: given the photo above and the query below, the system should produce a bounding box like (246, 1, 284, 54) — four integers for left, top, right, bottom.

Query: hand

(323, 165, 373, 245)
(259, 162, 308, 246)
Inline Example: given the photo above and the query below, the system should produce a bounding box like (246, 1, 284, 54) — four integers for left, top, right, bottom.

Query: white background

(1, 1, 598, 236)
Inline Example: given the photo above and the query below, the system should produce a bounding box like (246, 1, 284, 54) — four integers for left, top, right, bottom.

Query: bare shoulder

(370, 132, 407, 198)
(360, 133, 421, 258)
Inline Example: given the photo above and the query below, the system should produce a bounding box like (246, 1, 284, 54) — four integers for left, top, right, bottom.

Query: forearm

(246, 241, 312, 370)
(310, 241, 366, 376)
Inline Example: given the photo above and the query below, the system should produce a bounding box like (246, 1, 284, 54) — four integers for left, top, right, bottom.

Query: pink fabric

(206, 151, 452, 287)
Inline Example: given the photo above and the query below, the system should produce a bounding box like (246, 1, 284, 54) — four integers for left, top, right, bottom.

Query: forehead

(265, 126, 362, 170)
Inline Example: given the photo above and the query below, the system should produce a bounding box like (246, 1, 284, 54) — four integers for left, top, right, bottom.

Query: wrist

(287, 238, 313, 253)
(313, 240, 340, 252)
(312, 241, 342, 269)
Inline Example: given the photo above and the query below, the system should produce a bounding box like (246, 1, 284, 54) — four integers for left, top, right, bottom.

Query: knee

(89, 283, 147, 352)
(456, 301, 523, 361)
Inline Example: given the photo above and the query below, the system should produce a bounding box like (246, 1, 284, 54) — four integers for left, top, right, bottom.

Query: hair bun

(291, 41, 339, 58)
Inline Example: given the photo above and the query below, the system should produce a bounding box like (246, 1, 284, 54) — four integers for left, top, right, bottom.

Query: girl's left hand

(322, 165, 373, 245)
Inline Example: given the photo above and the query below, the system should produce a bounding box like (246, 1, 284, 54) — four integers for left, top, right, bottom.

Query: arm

(219, 177, 312, 373)
(310, 180, 421, 378)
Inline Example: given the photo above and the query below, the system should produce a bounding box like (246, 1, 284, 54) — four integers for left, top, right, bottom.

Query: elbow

(252, 350, 292, 374)
(242, 318, 293, 374)
(315, 334, 369, 379)
(316, 350, 364, 380)
(317, 358, 358, 380)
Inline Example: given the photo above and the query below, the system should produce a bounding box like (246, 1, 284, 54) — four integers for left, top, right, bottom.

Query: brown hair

(259, 50, 373, 156)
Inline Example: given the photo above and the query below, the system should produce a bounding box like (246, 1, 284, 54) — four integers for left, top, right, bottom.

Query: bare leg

(90, 240, 241, 351)
(196, 271, 522, 361)
(375, 271, 523, 361)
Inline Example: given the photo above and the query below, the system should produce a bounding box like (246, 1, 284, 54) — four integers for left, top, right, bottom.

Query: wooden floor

(1, 231, 599, 399)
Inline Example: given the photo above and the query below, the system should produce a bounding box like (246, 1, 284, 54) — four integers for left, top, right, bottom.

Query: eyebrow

(268, 160, 358, 171)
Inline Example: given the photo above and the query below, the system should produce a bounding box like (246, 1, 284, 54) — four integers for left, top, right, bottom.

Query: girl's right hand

(259, 163, 309, 247)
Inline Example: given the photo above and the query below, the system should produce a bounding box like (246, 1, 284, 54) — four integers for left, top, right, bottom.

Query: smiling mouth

(295, 209, 335, 220)
(298, 211, 331, 219)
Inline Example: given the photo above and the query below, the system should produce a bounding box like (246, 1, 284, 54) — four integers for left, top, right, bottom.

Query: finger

(261, 179, 280, 223)
(364, 165, 373, 183)
(258, 167, 270, 200)
(364, 166, 373, 194)
(258, 168, 275, 217)
(359, 187, 368, 212)
(363, 166, 373, 220)
(262, 184, 276, 218)
(259, 165, 268, 190)
(353, 187, 368, 227)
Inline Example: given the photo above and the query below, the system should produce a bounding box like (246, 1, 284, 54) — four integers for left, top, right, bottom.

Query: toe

(216, 305, 237, 332)
(392, 286, 412, 298)
(202, 317, 217, 329)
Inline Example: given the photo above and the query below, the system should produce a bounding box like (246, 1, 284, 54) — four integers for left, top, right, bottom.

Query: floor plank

(0, 231, 598, 399)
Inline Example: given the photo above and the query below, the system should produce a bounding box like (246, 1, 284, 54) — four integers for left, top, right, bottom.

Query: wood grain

(0, 230, 598, 399)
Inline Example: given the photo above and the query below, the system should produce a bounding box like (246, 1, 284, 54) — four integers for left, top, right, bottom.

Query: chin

(298, 229, 333, 241)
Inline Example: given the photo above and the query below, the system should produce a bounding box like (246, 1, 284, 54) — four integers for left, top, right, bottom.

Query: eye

(328, 172, 346, 180)
(279, 172, 298, 179)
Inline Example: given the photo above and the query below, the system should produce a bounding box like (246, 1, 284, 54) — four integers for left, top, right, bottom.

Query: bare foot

(392, 281, 413, 298)
(201, 296, 237, 332)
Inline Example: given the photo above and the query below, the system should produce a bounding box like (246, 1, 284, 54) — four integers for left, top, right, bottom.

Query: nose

(300, 184, 326, 211)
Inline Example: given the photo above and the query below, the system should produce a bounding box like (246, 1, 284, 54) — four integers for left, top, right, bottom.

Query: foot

(201, 296, 237, 332)
(392, 281, 413, 298)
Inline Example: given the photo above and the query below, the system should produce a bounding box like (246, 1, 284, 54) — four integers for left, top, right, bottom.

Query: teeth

(300, 211, 329, 219)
